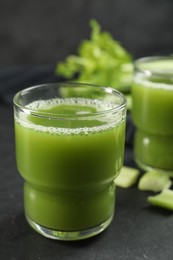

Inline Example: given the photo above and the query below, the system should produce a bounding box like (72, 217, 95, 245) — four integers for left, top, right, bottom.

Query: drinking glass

(13, 82, 126, 240)
(132, 56, 173, 173)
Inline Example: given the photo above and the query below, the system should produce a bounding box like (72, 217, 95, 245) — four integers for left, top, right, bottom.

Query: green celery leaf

(56, 20, 133, 91)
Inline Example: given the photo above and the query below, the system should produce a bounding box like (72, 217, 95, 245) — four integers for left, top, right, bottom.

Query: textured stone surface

(0, 0, 173, 65)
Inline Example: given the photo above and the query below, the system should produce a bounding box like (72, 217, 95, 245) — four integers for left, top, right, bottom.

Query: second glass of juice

(13, 82, 126, 240)
(132, 56, 173, 173)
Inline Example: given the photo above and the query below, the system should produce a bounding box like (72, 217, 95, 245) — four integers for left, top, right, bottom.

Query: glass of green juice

(13, 82, 126, 240)
(132, 56, 173, 173)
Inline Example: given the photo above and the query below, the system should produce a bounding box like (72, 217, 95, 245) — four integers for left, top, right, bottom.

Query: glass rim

(13, 82, 126, 120)
(134, 55, 173, 76)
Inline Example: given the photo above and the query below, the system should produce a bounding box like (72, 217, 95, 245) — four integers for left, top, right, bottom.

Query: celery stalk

(138, 171, 172, 192)
(115, 166, 140, 188)
(148, 189, 173, 211)
(56, 20, 133, 91)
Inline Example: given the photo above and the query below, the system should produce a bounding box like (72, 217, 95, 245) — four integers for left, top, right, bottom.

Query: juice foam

(15, 98, 123, 135)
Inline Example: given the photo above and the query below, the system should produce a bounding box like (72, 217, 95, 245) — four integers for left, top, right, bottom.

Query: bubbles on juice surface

(135, 72, 173, 91)
(16, 98, 123, 135)
(27, 97, 116, 113)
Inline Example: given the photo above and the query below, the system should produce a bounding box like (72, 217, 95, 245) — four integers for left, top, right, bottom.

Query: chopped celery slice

(138, 171, 172, 192)
(115, 166, 140, 188)
(148, 189, 173, 211)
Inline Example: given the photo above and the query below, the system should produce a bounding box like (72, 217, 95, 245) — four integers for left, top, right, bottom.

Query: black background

(0, 0, 173, 66)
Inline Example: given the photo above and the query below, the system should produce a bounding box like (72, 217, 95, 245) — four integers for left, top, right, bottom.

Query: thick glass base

(26, 214, 113, 241)
(134, 130, 173, 173)
(135, 156, 173, 175)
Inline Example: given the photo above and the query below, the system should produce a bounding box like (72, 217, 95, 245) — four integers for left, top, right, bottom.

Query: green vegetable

(115, 166, 140, 188)
(56, 20, 133, 91)
(125, 94, 132, 110)
(138, 171, 172, 192)
(148, 189, 173, 211)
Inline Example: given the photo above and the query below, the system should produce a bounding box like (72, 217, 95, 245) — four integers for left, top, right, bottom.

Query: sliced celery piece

(148, 189, 173, 211)
(115, 166, 140, 188)
(138, 171, 172, 192)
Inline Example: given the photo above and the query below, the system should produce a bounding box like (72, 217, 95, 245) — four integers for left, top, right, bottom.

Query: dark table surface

(0, 66, 173, 260)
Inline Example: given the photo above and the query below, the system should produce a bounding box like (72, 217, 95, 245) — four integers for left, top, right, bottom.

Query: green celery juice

(132, 74, 173, 171)
(15, 98, 125, 231)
